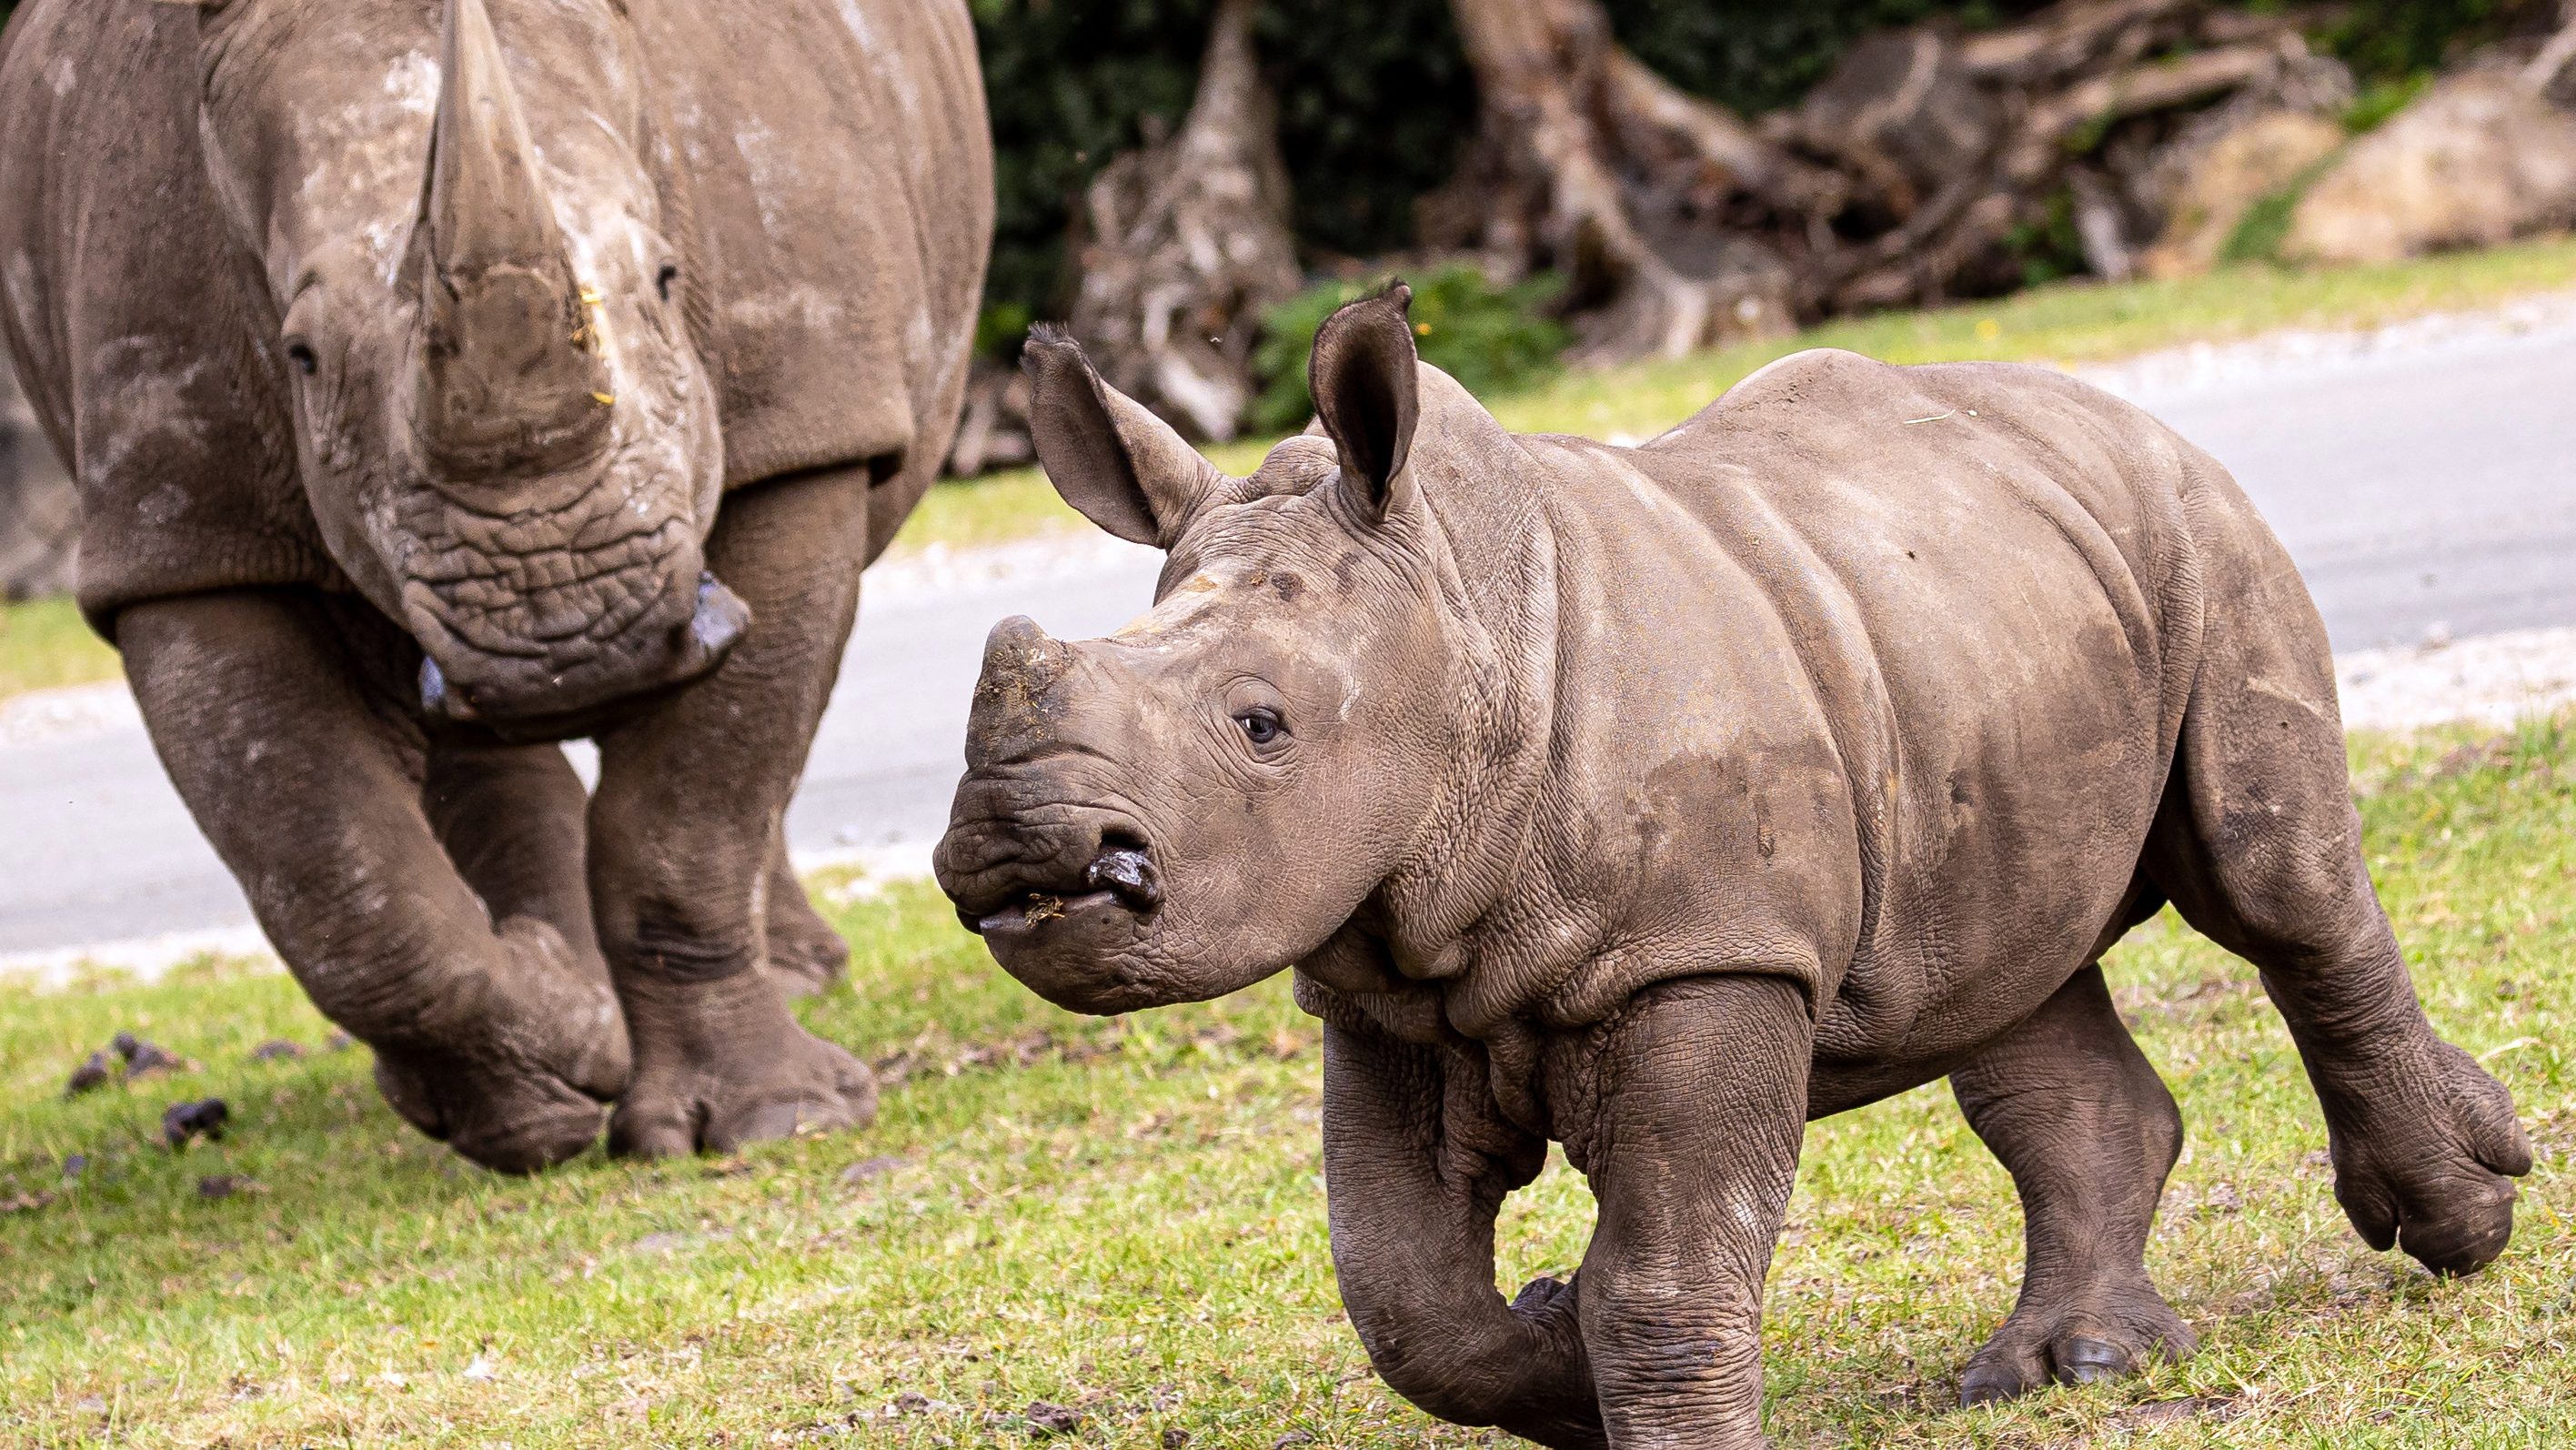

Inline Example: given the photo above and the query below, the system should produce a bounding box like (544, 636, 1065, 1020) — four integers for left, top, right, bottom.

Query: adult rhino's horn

(406, 0, 609, 480)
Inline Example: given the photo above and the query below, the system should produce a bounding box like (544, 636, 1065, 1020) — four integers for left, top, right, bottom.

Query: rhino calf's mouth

(963, 841, 1161, 937)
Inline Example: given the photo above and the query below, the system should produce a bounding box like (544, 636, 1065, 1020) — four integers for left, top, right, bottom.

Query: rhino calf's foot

(609, 972, 878, 1158)
(1957, 1273, 2195, 1405)
(2310, 1038, 2530, 1276)
(1951, 965, 2193, 1406)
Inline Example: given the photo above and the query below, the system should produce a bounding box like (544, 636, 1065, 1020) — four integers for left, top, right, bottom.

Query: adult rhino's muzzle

(417, 571, 750, 732)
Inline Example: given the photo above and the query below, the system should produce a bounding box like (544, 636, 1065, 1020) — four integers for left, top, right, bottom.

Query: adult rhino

(0, 0, 990, 1170)
(935, 291, 2530, 1446)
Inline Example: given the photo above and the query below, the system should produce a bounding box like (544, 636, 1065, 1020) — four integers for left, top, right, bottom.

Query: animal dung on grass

(63, 1051, 110, 1097)
(161, 1098, 229, 1150)
(112, 1031, 184, 1077)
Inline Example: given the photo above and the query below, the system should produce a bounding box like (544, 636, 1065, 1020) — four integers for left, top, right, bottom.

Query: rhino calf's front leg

(1320, 1020, 1605, 1448)
(1576, 973, 1810, 1448)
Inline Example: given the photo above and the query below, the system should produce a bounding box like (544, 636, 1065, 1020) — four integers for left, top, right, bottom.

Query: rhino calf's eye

(656, 264, 679, 302)
(1236, 708, 1283, 746)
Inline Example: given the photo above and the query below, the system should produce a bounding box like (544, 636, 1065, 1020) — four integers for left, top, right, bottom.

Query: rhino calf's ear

(1021, 327, 1229, 549)
(1309, 283, 1421, 520)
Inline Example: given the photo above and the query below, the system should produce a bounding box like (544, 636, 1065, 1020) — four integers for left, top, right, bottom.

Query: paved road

(5, 320, 2572, 959)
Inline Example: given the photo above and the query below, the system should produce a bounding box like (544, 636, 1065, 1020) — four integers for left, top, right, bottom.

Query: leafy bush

(1247, 266, 1571, 434)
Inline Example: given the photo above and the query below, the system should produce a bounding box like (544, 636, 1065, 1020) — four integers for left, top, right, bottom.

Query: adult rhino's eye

(285, 340, 318, 377)
(656, 263, 679, 302)
(1235, 708, 1284, 746)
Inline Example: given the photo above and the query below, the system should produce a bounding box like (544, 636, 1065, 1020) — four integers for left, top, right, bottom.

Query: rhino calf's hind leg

(120, 590, 630, 1173)
(1950, 964, 2192, 1405)
(2146, 498, 2530, 1274)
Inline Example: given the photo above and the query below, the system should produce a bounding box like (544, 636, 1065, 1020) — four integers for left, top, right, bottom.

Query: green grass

(0, 594, 115, 703)
(2, 717, 2571, 1445)
(8, 237, 2576, 708)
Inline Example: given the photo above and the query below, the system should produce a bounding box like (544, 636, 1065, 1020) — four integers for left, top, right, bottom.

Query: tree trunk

(1063, 0, 1301, 443)
(1434, 0, 2345, 352)
(1434, 0, 1811, 359)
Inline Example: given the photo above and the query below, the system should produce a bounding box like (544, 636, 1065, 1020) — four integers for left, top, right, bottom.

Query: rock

(248, 1039, 303, 1062)
(2285, 74, 2576, 266)
(64, 1050, 112, 1097)
(196, 1173, 261, 1200)
(1161, 1432, 1192, 1449)
(161, 1097, 229, 1148)
(2144, 109, 2346, 277)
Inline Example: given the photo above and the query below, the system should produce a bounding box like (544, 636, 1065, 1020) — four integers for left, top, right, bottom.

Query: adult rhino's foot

(2318, 1040, 2531, 1275)
(1957, 1272, 2195, 1405)
(609, 971, 877, 1158)
(367, 920, 631, 1173)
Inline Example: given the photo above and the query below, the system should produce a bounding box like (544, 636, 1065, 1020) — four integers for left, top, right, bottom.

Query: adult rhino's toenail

(2054, 1336, 2132, 1385)
(1957, 1368, 2022, 1406)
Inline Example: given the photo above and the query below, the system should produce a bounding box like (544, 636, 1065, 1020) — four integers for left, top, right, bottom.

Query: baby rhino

(933, 289, 2528, 1447)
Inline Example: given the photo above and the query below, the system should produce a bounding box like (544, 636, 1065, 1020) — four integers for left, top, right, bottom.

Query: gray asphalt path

(4, 320, 2571, 958)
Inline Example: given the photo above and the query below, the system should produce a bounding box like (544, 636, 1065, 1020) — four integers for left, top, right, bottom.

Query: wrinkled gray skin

(0, 0, 989, 1170)
(936, 291, 2531, 1445)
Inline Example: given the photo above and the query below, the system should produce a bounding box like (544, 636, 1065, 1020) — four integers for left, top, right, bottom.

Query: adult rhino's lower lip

(414, 572, 751, 725)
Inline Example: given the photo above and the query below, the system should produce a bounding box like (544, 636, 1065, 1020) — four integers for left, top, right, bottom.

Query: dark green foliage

(2003, 189, 2088, 290)
(1603, 0, 2044, 116)
(968, 0, 2531, 365)
(971, 0, 1474, 347)
(2342, 73, 2435, 134)
(1247, 266, 1570, 433)
(2323, 0, 2541, 83)
(2219, 147, 2350, 266)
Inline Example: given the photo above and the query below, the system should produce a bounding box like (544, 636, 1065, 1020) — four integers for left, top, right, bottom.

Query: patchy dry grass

(1, 717, 2570, 1446)
(9, 237, 2576, 706)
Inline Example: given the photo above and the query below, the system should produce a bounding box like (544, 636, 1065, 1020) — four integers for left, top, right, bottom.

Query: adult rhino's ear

(1310, 283, 1421, 522)
(1022, 325, 1229, 549)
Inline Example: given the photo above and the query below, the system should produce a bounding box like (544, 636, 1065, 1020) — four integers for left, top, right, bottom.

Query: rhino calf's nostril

(1086, 846, 1162, 911)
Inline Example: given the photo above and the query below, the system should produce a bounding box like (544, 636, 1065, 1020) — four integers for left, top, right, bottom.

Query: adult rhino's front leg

(589, 465, 877, 1158)
(120, 591, 630, 1173)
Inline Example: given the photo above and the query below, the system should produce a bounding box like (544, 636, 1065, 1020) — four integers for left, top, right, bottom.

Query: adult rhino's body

(936, 294, 2528, 1445)
(0, 0, 990, 1168)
